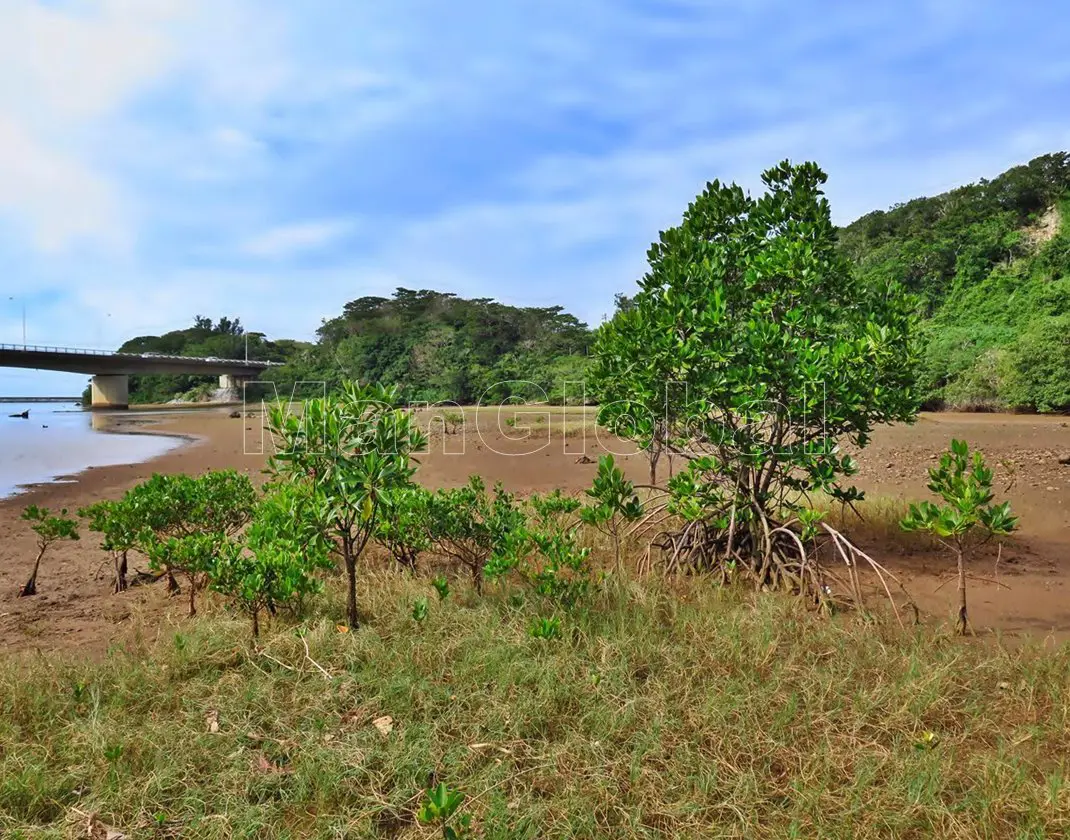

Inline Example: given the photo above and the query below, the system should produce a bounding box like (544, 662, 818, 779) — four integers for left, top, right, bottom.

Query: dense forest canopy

(838, 152, 1070, 411)
(112, 153, 1070, 412)
(262, 289, 592, 404)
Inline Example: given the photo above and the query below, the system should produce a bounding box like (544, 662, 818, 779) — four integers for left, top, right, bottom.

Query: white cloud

(0, 0, 196, 252)
(0, 117, 127, 252)
(241, 220, 357, 259)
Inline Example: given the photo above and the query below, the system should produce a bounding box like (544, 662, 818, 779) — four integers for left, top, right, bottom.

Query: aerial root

(646, 515, 919, 623)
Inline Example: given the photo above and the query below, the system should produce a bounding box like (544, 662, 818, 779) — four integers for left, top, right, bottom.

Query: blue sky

(1, 0, 1069, 396)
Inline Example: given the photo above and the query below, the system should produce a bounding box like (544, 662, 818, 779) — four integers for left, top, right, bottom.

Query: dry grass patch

(1, 575, 1069, 838)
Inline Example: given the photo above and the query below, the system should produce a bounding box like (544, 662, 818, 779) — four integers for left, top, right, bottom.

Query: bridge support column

(90, 374, 129, 410)
(218, 373, 252, 403)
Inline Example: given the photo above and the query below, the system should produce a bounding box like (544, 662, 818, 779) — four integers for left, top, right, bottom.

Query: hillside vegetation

(839, 152, 1070, 412)
(261, 289, 592, 405)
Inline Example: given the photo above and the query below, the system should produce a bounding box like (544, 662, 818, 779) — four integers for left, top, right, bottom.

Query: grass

(2, 575, 1069, 838)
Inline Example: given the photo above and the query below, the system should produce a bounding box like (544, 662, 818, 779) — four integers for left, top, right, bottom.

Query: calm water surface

(0, 402, 183, 499)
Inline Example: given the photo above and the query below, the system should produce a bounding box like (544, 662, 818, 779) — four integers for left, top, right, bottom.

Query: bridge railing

(0, 342, 117, 356)
(0, 343, 278, 367)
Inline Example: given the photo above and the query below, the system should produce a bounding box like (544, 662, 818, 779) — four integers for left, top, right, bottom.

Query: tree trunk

(114, 551, 128, 594)
(344, 538, 359, 629)
(166, 570, 180, 595)
(19, 548, 45, 597)
(955, 547, 968, 635)
(252, 607, 260, 639)
(648, 446, 660, 486)
(612, 522, 622, 574)
(188, 578, 197, 618)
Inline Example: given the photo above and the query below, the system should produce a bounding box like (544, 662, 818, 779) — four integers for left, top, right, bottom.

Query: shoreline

(0, 408, 1068, 654)
(0, 410, 201, 504)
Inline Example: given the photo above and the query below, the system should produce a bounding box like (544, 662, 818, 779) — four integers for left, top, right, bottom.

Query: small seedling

(104, 744, 123, 762)
(530, 616, 562, 640)
(431, 575, 451, 601)
(417, 782, 471, 839)
(18, 505, 79, 597)
(581, 455, 643, 573)
(442, 411, 465, 435)
(914, 731, 940, 751)
(901, 439, 1018, 634)
(412, 596, 429, 622)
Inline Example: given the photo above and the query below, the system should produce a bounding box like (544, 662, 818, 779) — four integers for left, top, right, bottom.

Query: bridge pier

(90, 374, 129, 410)
(218, 373, 253, 403)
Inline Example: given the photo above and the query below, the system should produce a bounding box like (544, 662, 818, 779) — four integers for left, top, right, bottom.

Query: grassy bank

(2, 575, 1069, 838)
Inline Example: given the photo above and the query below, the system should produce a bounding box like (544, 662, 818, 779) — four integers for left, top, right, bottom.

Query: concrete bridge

(0, 343, 278, 409)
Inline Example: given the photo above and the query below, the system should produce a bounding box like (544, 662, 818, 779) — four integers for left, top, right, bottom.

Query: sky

(1, 0, 1069, 396)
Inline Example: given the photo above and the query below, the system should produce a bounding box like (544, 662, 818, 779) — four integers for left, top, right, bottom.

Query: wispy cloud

(241, 220, 357, 259)
(0, 0, 1068, 395)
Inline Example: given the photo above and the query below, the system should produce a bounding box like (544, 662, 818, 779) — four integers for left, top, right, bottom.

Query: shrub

(268, 382, 427, 628)
(901, 439, 1018, 634)
(18, 506, 79, 597)
(210, 484, 332, 638)
(580, 454, 643, 573)
(593, 161, 918, 596)
(375, 484, 433, 573)
(121, 471, 257, 616)
(80, 499, 138, 593)
(424, 476, 528, 593)
(1001, 313, 1070, 412)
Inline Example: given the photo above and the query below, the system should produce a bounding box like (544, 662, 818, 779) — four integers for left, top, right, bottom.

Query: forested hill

(261, 289, 593, 404)
(116, 317, 310, 405)
(838, 152, 1070, 412)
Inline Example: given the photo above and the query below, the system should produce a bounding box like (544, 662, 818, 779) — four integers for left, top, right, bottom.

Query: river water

(0, 402, 183, 500)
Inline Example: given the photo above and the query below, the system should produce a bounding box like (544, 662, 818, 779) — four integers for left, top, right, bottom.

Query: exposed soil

(1, 408, 1068, 655)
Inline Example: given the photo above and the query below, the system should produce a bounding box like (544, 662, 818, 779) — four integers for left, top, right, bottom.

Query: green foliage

(267, 381, 427, 628)
(902, 439, 1019, 540)
(80, 499, 139, 592)
(375, 484, 433, 572)
(411, 596, 429, 622)
(839, 153, 1070, 410)
(594, 160, 918, 590)
(424, 476, 529, 592)
(20, 504, 79, 543)
(525, 531, 591, 610)
(119, 470, 257, 616)
(529, 616, 562, 641)
(209, 483, 333, 638)
(528, 489, 581, 532)
(431, 575, 451, 601)
(1001, 312, 1070, 412)
(265, 288, 592, 404)
(417, 782, 471, 839)
(18, 505, 79, 597)
(114, 315, 300, 405)
(441, 411, 465, 434)
(580, 455, 643, 572)
(901, 439, 1018, 633)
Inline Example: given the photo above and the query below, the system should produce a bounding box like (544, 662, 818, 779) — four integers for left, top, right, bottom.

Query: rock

(229, 411, 241, 418)
(1058, 455, 1070, 466)
(372, 715, 394, 737)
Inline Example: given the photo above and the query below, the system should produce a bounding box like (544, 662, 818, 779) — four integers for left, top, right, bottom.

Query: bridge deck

(0, 343, 278, 377)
